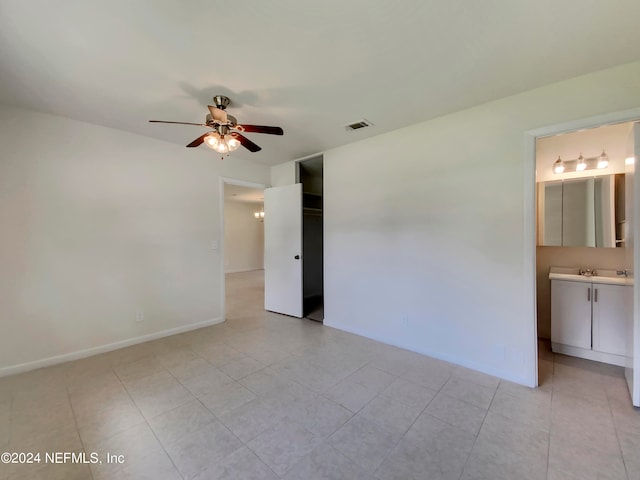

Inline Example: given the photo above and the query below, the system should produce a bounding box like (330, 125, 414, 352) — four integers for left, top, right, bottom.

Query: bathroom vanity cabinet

(550, 269, 631, 366)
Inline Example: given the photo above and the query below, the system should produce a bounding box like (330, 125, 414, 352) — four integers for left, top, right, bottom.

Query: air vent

(345, 119, 373, 131)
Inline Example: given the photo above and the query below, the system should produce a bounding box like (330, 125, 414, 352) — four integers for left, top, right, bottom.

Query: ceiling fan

(149, 95, 283, 154)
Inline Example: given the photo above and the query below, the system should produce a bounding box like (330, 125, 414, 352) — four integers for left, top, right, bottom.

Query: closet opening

(298, 156, 324, 322)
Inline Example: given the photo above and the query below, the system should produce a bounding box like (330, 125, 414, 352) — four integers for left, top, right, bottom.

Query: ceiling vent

(345, 119, 373, 131)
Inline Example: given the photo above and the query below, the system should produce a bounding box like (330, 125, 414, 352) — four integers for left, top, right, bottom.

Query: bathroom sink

(548, 267, 633, 285)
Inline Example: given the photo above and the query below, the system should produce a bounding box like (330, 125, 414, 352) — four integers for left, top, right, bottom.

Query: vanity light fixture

(254, 209, 265, 222)
(553, 156, 565, 174)
(625, 156, 636, 165)
(552, 149, 611, 174)
(597, 150, 609, 169)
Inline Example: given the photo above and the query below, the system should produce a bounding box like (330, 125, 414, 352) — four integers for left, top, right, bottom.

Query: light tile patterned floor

(0, 269, 639, 479)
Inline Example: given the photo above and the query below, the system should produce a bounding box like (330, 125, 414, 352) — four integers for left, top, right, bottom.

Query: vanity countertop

(549, 267, 633, 286)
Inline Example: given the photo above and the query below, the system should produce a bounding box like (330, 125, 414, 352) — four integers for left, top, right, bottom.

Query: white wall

(271, 161, 297, 187)
(224, 200, 264, 273)
(322, 61, 640, 386)
(0, 104, 269, 375)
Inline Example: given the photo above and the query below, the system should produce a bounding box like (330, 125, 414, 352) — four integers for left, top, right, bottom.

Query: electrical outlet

(135, 309, 144, 323)
(402, 315, 409, 327)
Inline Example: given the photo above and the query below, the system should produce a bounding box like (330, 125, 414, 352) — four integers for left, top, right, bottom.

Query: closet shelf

(303, 207, 323, 216)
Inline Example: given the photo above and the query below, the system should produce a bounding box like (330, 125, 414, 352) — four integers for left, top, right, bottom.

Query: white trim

(527, 108, 640, 138)
(0, 317, 223, 378)
(632, 123, 640, 406)
(325, 318, 535, 387)
(225, 268, 263, 274)
(294, 152, 325, 163)
(524, 107, 640, 389)
(551, 342, 626, 367)
(523, 132, 539, 387)
(221, 177, 267, 189)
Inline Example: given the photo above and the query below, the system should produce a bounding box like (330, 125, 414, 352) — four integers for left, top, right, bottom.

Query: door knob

(294, 255, 300, 259)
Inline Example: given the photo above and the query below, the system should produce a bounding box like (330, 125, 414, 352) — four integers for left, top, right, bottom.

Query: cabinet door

(592, 284, 631, 356)
(551, 280, 592, 349)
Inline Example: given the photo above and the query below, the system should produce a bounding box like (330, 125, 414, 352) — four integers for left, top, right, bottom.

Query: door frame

(524, 107, 640, 388)
(219, 177, 266, 321)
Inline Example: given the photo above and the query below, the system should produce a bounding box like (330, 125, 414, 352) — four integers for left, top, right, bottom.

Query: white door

(551, 280, 592, 349)
(264, 183, 303, 317)
(627, 122, 640, 406)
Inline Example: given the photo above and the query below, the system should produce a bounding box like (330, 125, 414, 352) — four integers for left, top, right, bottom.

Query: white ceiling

(224, 184, 264, 204)
(1, 1, 639, 167)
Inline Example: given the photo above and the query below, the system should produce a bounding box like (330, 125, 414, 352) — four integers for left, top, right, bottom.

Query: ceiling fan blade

(231, 132, 261, 152)
(235, 124, 284, 135)
(186, 133, 209, 148)
(149, 120, 208, 127)
(207, 105, 228, 123)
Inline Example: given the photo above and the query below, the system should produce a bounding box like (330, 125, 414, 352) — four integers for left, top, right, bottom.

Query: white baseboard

(224, 268, 263, 274)
(0, 316, 224, 378)
(324, 318, 536, 388)
(551, 342, 626, 367)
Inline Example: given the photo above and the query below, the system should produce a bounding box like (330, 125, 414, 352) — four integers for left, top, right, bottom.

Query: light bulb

(625, 156, 635, 165)
(597, 150, 609, 169)
(215, 140, 229, 154)
(204, 132, 221, 149)
(576, 153, 586, 171)
(227, 135, 241, 151)
(553, 156, 564, 174)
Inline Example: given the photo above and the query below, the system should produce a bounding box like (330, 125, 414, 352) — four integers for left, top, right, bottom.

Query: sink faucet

(616, 269, 629, 277)
(579, 268, 597, 276)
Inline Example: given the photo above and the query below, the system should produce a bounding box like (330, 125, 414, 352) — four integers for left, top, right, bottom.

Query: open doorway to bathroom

(532, 118, 639, 404)
(536, 122, 634, 339)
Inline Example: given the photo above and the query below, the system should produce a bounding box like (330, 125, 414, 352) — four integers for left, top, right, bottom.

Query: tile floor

(0, 269, 639, 479)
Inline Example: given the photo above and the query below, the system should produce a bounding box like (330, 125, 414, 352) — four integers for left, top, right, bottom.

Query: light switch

(211, 240, 218, 250)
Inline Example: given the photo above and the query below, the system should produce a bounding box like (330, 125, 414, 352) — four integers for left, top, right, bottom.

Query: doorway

(220, 177, 266, 321)
(527, 111, 640, 404)
(299, 156, 324, 322)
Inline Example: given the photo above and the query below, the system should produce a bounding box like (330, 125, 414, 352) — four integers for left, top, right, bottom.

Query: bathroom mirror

(538, 174, 624, 248)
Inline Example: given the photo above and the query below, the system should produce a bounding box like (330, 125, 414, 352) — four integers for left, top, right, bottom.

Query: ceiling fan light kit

(204, 131, 241, 154)
(149, 95, 283, 158)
